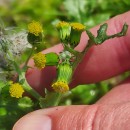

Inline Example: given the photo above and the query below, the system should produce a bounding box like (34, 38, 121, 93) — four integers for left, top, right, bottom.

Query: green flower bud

(52, 63, 72, 93)
(27, 21, 43, 45)
(70, 22, 86, 48)
(33, 52, 59, 69)
(56, 21, 71, 43)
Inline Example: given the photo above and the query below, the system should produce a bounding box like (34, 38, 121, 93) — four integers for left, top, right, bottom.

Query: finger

(96, 77, 130, 104)
(71, 11, 130, 86)
(26, 11, 130, 90)
(13, 103, 130, 130)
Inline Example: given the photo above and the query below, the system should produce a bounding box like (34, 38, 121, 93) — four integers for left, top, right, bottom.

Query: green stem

(11, 49, 41, 100)
(64, 44, 79, 56)
(23, 46, 35, 68)
(53, 93, 62, 106)
(19, 72, 42, 100)
(72, 40, 93, 71)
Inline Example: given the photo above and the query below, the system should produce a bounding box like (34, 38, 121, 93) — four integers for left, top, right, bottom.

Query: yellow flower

(70, 22, 86, 48)
(28, 21, 42, 36)
(9, 83, 24, 98)
(52, 81, 69, 93)
(51, 63, 72, 93)
(70, 22, 86, 31)
(33, 52, 46, 69)
(56, 21, 69, 28)
(56, 21, 71, 42)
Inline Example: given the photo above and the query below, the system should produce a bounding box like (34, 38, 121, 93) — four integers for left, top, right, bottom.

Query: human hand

(13, 11, 130, 130)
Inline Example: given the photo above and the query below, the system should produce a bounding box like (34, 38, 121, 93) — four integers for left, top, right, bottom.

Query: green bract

(45, 52, 59, 66)
(56, 62, 73, 83)
(27, 32, 42, 45)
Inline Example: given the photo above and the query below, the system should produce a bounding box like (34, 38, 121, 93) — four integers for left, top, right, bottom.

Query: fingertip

(13, 111, 52, 130)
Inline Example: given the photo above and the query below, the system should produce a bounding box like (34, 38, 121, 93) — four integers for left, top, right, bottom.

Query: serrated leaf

(39, 90, 62, 108)
(18, 97, 34, 109)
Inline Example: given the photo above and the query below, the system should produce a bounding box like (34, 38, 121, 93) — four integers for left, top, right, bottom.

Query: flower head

(56, 21, 69, 28)
(9, 83, 24, 98)
(56, 21, 71, 42)
(51, 63, 72, 93)
(70, 22, 86, 31)
(28, 21, 42, 36)
(70, 22, 86, 48)
(52, 81, 69, 93)
(33, 52, 46, 69)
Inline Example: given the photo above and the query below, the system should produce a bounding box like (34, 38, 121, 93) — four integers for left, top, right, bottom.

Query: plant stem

(72, 40, 93, 71)
(23, 46, 35, 68)
(53, 93, 62, 106)
(64, 44, 79, 56)
(19, 71, 42, 100)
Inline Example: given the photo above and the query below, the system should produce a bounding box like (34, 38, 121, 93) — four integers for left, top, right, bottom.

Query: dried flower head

(8, 31, 32, 56)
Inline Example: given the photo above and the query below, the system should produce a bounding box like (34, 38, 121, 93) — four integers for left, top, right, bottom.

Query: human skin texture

(13, 11, 130, 130)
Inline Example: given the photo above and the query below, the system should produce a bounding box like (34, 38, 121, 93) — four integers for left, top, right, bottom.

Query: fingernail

(13, 115, 52, 130)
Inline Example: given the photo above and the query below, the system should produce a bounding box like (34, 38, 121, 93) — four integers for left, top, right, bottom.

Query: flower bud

(70, 22, 85, 48)
(56, 21, 71, 43)
(52, 63, 72, 93)
(27, 21, 43, 45)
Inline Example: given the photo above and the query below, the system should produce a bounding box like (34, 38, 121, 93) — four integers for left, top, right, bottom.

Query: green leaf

(0, 96, 34, 130)
(39, 89, 62, 108)
(18, 97, 34, 110)
(0, 81, 6, 94)
(45, 52, 59, 66)
(86, 23, 128, 45)
(63, 0, 87, 23)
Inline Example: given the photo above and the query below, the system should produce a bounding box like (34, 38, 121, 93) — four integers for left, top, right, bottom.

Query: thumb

(13, 103, 130, 130)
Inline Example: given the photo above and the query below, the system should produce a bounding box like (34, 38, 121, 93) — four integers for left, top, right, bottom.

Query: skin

(13, 11, 130, 130)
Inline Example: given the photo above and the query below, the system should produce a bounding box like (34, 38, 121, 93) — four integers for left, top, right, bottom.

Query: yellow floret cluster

(9, 83, 24, 98)
(56, 21, 70, 28)
(33, 52, 46, 69)
(28, 21, 42, 36)
(52, 81, 69, 93)
(70, 22, 86, 31)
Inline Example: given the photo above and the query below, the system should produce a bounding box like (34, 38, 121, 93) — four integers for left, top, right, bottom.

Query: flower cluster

(56, 21, 86, 48)
(0, 19, 128, 111)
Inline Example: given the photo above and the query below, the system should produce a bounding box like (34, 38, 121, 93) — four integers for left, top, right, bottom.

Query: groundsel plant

(0, 20, 128, 109)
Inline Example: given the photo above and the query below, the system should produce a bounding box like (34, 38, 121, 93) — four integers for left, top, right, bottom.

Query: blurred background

(0, 0, 130, 129)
